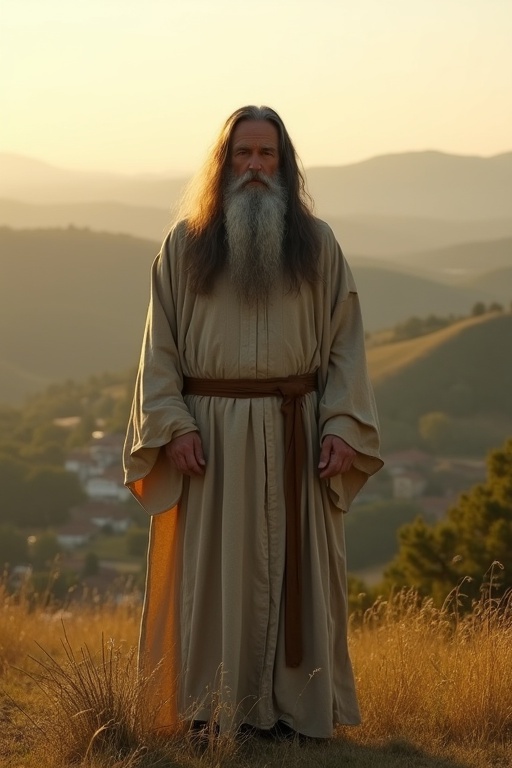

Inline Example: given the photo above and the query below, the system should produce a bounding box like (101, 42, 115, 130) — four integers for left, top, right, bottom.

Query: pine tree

(384, 438, 512, 603)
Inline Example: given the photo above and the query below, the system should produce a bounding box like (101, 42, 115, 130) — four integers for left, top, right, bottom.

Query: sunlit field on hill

(366, 312, 501, 385)
(2, 578, 512, 768)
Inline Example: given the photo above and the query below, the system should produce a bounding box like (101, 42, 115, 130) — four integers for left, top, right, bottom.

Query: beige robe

(123, 218, 383, 738)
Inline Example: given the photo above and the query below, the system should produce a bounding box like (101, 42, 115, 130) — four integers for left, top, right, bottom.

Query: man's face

(230, 120, 280, 183)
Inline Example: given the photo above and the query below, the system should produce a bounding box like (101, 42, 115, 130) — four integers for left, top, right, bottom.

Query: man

(123, 105, 383, 739)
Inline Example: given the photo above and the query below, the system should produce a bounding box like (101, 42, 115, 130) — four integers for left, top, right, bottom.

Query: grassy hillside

(369, 312, 512, 414)
(462, 265, 512, 303)
(367, 313, 501, 384)
(0, 227, 155, 402)
(1, 227, 510, 413)
(368, 312, 512, 451)
(4, 589, 512, 767)
(352, 264, 498, 331)
(0, 198, 173, 242)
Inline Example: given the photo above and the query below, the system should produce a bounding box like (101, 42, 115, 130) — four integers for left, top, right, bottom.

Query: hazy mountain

(0, 228, 155, 403)
(2, 150, 511, 219)
(2, 150, 511, 271)
(3, 197, 512, 259)
(307, 151, 512, 219)
(328, 215, 512, 258)
(0, 153, 187, 208)
(461, 266, 512, 303)
(351, 262, 503, 332)
(0, 198, 173, 242)
(1, 228, 508, 404)
(348, 238, 512, 321)
(389, 239, 512, 279)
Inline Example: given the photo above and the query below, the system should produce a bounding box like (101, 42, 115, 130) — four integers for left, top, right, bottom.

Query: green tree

(471, 301, 486, 316)
(66, 413, 98, 449)
(0, 525, 28, 568)
(0, 456, 30, 526)
(22, 467, 84, 527)
(19, 441, 65, 466)
(384, 517, 460, 605)
(30, 568, 78, 604)
(345, 500, 422, 571)
(106, 392, 133, 433)
(419, 411, 454, 453)
(126, 527, 149, 557)
(30, 533, 61, 570)
(82, 551, 99, 577)
(0, 457, 83, 527)
(383, 438, 512, 603)
(394, 315, 423, 340)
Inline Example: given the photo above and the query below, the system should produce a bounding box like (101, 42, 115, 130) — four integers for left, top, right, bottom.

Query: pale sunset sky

(2, 0, 511, 176)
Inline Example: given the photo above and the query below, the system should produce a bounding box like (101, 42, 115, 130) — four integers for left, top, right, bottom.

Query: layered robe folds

(123, 218, 383, 738)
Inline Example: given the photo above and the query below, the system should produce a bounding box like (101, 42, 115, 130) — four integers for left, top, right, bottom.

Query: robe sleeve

(123, 225, 197, 514)
(317, 223, 383, 511)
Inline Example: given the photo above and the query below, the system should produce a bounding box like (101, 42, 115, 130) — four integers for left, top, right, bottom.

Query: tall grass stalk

(0, 575, 140, 673)
(23, 630, 149, 762)
(18, 632, 244, 766)
(350, 570, 512, 752)
(3, 571, 512, 766)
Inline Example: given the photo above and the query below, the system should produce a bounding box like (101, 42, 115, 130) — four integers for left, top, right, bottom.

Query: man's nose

(248, 153, 262, 170)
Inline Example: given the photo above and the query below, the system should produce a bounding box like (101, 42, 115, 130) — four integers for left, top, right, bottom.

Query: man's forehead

(231, 120, 279, 147)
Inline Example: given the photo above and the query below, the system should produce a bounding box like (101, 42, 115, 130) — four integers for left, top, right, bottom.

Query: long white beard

(224, 170, 287, 303)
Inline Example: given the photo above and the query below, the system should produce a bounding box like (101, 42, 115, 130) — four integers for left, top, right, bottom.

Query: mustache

(230, 170, 272, 191)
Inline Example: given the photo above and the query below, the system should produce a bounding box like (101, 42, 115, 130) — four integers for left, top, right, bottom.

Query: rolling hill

(3, 197, 512, 261)
(328, 215, 512, 259)
(351, 262, 504, 331)
(367, 312, 512, 452)
(1, 227, 511, 406)
(367, 312, 508, 386)
(2, 149, 511, 219)
(307, 151, 512, 219)
(0, 228, 155, 403)
(0, 198, 174, 243)
(2, 150, 511, 286)
(0, 153, 186, 208)
(462, 266, 512, 302)
(389, 238, 512, 278)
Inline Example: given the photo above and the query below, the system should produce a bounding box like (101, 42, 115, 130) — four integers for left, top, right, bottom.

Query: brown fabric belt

(183, 372, 318, 668)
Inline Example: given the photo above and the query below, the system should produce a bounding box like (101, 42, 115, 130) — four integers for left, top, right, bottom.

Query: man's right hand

(165, 432, 206, 476)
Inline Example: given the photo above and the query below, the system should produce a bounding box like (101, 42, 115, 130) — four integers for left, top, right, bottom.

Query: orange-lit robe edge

(123, 218, 383, 738)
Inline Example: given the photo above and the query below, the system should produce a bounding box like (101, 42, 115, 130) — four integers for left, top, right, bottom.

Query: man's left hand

(318, 435, 356, 479)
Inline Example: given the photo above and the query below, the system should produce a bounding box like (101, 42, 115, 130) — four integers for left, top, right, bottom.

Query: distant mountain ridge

(307, 150, 512, 219)
(2, 149, 511, 268)
(353, 260, 511, 331)
(0, 152, 186, 209)
(1, 149, 511, 218)
(3, 198, 512, 260)
(1, 227, 509, 404)
(0, 198, 174, 243)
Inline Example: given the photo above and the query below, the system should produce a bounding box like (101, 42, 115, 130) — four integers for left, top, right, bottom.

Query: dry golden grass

(350, 576, 512, 766)
(366, 313, 494, 385)
(2, 576, 512, 767)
